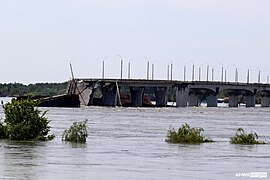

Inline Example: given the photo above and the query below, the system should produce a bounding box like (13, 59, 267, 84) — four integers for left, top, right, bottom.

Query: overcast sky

(1, 0, 270, 84)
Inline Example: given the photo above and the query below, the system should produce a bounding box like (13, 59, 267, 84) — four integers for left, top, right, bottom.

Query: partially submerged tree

(0, 120, 7, 138)
(230, 128, 267, 144)
(62, 120, 88, 143)
(1, 98, 54, 140)
(166, 123, 212, 144)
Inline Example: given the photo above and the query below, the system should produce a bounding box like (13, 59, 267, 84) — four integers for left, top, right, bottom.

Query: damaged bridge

(66, 78, 270, 108)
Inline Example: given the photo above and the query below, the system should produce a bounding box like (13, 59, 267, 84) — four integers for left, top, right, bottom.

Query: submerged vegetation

(0, 121, 7, 138)
(166, 123, 213, 144)
(0, 97, 268, 145)
(230, 128, 267, 144)
(62, 120, 89, 143)
(0, 98, 54, 140)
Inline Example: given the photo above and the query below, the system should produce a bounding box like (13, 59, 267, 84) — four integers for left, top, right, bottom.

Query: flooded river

(0, 103, 270, 179)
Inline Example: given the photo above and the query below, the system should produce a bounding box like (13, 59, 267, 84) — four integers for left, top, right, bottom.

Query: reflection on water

(0, 104, 270, 180)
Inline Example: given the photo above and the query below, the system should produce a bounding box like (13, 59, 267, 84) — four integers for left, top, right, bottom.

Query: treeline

(0, 82, 68, 97)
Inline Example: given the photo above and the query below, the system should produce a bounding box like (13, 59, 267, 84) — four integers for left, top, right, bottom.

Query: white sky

(0, 0, 270, 84)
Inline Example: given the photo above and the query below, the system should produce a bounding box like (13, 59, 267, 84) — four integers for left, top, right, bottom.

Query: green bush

(0, 121, 7, 138)
(230, 128, 266, 144)
(166, 123, 213, 144)
(1, 98, 54, 140)
(62, 120, 88, 143)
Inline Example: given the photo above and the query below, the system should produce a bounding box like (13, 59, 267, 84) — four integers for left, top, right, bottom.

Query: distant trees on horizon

(0, 82, 68, 97)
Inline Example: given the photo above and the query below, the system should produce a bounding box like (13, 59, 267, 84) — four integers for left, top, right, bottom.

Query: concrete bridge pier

(229, 95, 239, 107)
(206, 94, 217, 107)
(188, 93, 200, 107)
(87, 89, 96, 106)
(261, 96, 270, 107)
(86, 82, 100, 106)
(130, 87, 145, 107)
(74, 80, 98, 106)
(176, 85, 189, 107)
(245, 94, 255, 107)
(155, 87, 168, 107)
(260, 91, 270, 107)
(101, 84, 117, 106)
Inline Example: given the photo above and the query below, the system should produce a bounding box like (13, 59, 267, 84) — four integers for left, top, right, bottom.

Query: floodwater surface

(0, 104, 270, 180)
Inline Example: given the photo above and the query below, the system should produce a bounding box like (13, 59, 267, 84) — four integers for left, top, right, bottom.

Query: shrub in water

(166, 123, 212, 144)
(62, 120, 88, 143)
(230, 128, 266, 144)
(0, 121, 7, 138)
(2, 98, 54, 140)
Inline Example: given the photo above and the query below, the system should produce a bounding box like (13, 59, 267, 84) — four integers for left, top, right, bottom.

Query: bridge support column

(229, 95, 238, 107)
(261, 96, 270, 107)
(246, 95, 255, 107)
(155, 87, 168, 107)
(176, 86, 189, 107)
(206, 94, 217, 107)
(102, 84, 117, 106)
(85, 82, 99, 106)
(188, 93, 199, 107)
(87, 89, 96, 106)
(75, 81, 102, 106)
(130, 87, 145, 107)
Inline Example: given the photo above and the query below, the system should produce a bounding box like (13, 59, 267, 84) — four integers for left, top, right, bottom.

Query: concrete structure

(260, 91, 270, 107)
(130, 87, 145, 107)
(176, 85, 189, 107)
(67, 78, 270, 108)
(155, 87, 168, 107)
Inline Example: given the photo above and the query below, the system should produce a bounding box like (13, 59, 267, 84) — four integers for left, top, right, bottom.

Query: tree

(230, 128, 266, 144)
(1, 98, 54, 140)
(166, 123, 212, 144)
(62, 120, 88, 143)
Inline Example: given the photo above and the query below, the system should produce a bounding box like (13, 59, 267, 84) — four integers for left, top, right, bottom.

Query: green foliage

(0, 82, 67, 97)
(1, 98, 54, 140)
(0, 121, 7, 138)
(166, 123, 213, 144)
(230, 128, 267, 144)
(62, 120, 89, 143)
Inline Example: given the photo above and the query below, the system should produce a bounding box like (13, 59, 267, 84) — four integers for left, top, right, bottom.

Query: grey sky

(0, 0, 270, 84)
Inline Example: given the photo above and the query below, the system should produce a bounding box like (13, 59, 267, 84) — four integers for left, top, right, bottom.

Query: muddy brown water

(0, 100, 269, 179)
